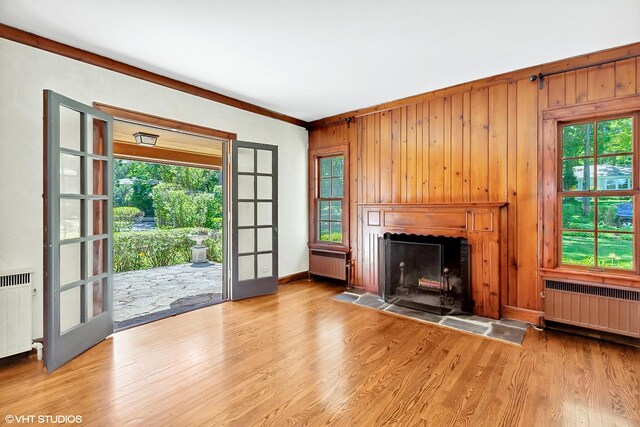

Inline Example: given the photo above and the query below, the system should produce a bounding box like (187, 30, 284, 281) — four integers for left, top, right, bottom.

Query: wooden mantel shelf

(357, 203, 508, 319)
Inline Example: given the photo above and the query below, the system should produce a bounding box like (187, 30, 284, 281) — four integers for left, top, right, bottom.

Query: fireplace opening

(379, 233, 472, 315)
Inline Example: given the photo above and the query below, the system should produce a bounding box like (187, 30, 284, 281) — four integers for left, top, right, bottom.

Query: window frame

(308, 145, 349, 249)
(556, 112, 640, 274)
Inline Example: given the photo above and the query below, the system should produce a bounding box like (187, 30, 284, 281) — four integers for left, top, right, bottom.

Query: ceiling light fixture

(133, 132, 159, 146)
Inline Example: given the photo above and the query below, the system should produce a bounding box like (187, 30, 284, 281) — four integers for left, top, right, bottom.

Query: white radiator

(0, 269, 34, 359)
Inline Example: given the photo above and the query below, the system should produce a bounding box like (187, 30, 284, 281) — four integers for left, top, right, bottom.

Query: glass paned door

(231, 141, 278, 300)
(44, 90, 113, 371)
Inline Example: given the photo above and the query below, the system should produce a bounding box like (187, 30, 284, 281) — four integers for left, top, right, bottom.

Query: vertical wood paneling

(415, 102, 424, 203)
(488, 84, 508, 202)
(615, 58, 637, 97)
(309, 51, 640, 319)
(587, 63, 615, 101)
(443, 97, 452, 202)
(450, 93, 464, 202)
(407, 105, 418, 203)
(547, 74, 565, 107)
(348, 122, 358, 283)
(470, 88, 489, 201)
(379, 112, 392, 203)
(429, 98, 445, 202)
(506, 82, 518, 307)
(462, 92, 471, 202)
(515, 78, 538, 310)
(391, 108, 401, 203)
(421, 101, 430, 201)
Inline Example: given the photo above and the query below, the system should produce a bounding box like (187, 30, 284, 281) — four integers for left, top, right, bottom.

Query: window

(559, 115, 637, 271)
(318, 155, 344, 243)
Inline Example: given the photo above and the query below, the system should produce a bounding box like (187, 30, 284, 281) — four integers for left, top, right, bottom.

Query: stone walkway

(114, 262, 223, 323)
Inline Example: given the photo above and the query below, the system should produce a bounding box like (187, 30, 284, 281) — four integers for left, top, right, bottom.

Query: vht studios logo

(5, 414, 83, 424)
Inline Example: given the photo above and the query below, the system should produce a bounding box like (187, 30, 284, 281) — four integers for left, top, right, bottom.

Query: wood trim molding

(114, 142, 222, 169)
(94, 103, 237, 140)
(310, 41, 640, 129)
(278, 271, 310, 285)
(0, 23, 308, 128)
(501, 305, 544, 326)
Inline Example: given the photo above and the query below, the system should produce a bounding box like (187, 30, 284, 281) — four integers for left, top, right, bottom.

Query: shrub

(152, 183, 222, 230)
(113, 227, 222, 272)
(113, 206, 144, 232)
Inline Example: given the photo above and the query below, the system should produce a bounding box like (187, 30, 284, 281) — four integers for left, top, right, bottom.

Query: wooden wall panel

(309, 50, 640, 321)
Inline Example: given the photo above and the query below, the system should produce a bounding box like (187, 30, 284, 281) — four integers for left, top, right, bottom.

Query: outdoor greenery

(560, 117, 634, 270)
(113, 227, 222, 273)
(114, 160, 223, 273)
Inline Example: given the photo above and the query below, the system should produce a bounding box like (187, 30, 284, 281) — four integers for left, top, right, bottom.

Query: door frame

(92, 104, 235, 304)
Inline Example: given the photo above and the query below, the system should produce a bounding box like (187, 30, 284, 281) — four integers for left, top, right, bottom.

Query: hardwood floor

(0, 281, 638, 426)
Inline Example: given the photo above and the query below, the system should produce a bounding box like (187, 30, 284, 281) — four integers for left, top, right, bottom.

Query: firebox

(378, 234, 472, 315)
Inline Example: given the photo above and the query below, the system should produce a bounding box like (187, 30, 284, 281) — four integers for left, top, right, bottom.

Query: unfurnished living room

(0, 1, 639, 426)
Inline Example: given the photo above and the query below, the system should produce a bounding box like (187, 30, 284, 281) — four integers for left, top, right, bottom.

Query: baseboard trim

(501, 305, 544, 326)
(278, 271, 309, 285)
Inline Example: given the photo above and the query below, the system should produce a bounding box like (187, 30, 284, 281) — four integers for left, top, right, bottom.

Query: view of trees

(113, 160, 223, 272)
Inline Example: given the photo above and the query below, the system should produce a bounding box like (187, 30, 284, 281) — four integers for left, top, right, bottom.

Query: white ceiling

(1, 1, 639, 122)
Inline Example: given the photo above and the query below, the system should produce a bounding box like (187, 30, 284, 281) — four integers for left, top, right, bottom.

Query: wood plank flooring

(0, 280, 639, 426)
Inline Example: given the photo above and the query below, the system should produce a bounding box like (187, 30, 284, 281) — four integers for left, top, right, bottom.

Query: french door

(44, 91, 114, 371)
(231, 141, 278, 300)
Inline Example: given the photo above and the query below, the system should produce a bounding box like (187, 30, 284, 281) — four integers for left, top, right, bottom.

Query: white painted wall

(0, 38, 309, 339)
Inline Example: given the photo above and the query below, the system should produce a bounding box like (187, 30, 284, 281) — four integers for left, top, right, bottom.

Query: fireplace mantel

(357, 202, 508, 319)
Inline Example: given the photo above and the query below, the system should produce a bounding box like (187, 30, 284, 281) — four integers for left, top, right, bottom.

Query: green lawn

(562, 232, 633, 269)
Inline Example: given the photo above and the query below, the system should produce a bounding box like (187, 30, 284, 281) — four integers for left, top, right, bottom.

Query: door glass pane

(87, 159, 107, 195)
(90, 118, 106, 155)
(257, 253, 272, 278)
(60, 106, 81, 151)
(562, 158, 594, 191)
(257, 202, 272, 226)
(596, 117, 632, 155)
(87, 279, 105, 318)
(60, 243, 82, 285)
(330, 201, 343, 222)
(561, 231, 595, 266)
(256, 149, 272, 174)
(561, 197, 594, 230)
(319, 201, 330, 220)
(87, 239, 106, 276)
(257, 228, 272, 251)
(88, 200, 106, 236)
(238, 202, 255, 227)
(320, 178, 331, 197)
(60, 199, 82, 240)
(60, 154, 81, 194)
(238, 175, 254, 199)
(238, 148, 254, 173)
(60, 286, 82, 333)
(332, 177, 344, 198)
(598, 233, 633, 270)
(596, 156, 632, 190)
(598, 196, 633, 231)
(238, 255, 255, 281)
(320, 158, 332, 177)
(562, 122, 594, 158)
(257, 176, 272, 199)
(238, 228, 255, 254)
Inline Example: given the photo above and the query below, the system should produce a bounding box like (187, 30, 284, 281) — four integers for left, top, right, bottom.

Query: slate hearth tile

(487, 323, 526, 345)
(345, 287, 366, 295)
(385, 304, 443, 324)
(456, 314, 493, 326)
(354, 294, 386, 309)
(496, 318, 529, 330)
(334, 293, 359, 303)
(441, 317, 490, 335)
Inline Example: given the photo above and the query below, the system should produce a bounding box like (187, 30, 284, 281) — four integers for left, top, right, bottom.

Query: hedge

(113, 227, 222, 273)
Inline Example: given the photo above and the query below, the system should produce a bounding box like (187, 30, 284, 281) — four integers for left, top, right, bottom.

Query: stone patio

(114, 262, 223, 325)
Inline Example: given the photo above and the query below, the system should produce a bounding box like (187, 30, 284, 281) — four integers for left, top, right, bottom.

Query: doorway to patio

(98, 105, 232, 330)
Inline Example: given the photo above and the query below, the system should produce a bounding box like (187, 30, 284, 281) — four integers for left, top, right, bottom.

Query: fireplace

(379, 234, 472, 315)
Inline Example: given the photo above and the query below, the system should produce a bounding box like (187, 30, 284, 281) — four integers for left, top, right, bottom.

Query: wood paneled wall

(309, 49, 640, 319)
